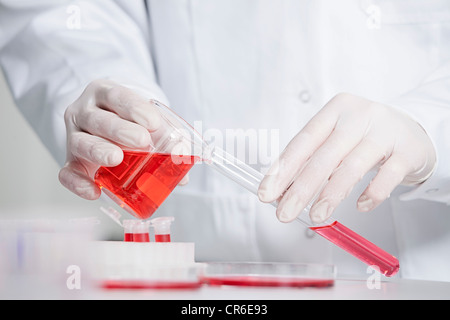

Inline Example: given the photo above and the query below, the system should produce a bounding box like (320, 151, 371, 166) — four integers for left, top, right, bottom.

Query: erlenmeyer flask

(94, 100, 209, 220)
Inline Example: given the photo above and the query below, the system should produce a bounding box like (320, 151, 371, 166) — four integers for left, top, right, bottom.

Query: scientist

(0, 1, 449, 281)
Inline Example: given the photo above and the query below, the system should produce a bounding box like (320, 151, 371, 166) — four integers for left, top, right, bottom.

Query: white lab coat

(1, 0, 450, 280)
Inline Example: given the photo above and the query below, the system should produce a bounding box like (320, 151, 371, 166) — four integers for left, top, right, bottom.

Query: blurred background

(0, 70, 116, 239)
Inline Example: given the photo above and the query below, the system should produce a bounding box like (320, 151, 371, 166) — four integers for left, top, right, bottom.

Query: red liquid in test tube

(124, 233, 134, 242)
(310, 221, 400, 277)
(155, 234, 171, 243)
(124, 232, 150, 242)
(150, 216, 175, 243)
(123, 220, 150, 243)
(132, 233, 150, 243)
(95, 151, 199, 220)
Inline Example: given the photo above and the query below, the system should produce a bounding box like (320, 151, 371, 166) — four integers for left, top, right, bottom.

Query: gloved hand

(258, 93, 437, 224)
(59, 79, 170, 200)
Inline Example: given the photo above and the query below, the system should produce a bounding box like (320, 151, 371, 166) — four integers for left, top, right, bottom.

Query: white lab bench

(84, 278, 450, 300)
(1, 207, 449, 301)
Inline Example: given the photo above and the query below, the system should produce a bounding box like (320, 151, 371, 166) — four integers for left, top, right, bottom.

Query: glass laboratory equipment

(122, 220, 151, 242)
(150, 216, 175, 242)
(95, 100, 399, 276)
(95, 101, 201, 220)
(200, 262, 336, 287)
(209, 147, 399, 277)
(122, 219, 135, 242)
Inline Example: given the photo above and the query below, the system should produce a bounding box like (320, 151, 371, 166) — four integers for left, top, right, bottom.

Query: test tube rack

(89, 241, 198, 284)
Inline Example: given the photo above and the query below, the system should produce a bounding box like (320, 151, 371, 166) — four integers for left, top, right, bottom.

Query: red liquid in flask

(310, 221, 399, 277)
(95, 151, 199, 220)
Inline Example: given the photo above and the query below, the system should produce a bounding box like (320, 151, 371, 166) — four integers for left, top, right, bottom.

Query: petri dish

(100, 279, 202, 290)
(99, 265, 202, 290)
(200, 262, 336, 288)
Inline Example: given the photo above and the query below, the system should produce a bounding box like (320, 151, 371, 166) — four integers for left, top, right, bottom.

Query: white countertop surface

(84, 278, 450, 300)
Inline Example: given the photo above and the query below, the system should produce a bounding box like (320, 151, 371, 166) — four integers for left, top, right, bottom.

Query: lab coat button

(305, 228, 316, 239)
(299, 90, 311, 103)
(366, 4, 381, 30)
(426, 188, 439, 194)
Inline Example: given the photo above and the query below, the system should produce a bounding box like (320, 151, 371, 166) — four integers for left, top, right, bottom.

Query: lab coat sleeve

(0, 0, 167, 166)
(388, 62, 450, 205)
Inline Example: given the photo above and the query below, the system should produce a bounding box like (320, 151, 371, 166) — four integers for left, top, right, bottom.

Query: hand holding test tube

(257, 93, 435, 225)
(208, 147, 399, 277)
(97, 100, 399, 276)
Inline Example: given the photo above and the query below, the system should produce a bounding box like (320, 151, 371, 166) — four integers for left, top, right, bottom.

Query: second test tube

(150, 217, 175, 243)
(123, 220, 151, 242)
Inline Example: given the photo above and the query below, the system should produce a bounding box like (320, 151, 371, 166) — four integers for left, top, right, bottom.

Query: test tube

(132, 221, 151, 242)
(122, 220, 150, 242)
(122, 220, 135, 242)
(150, 217, 175, 242)
(207, 147, 400, 277)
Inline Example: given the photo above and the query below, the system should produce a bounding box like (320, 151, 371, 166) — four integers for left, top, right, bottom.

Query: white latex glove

(258, 93, 437, 224)
(59, 79, 166, 200)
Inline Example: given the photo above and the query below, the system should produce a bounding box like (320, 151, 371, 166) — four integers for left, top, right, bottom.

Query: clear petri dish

(200, 262, 336, 288)
(99, 265, 202, 290)
(100, 279, 202, 290)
